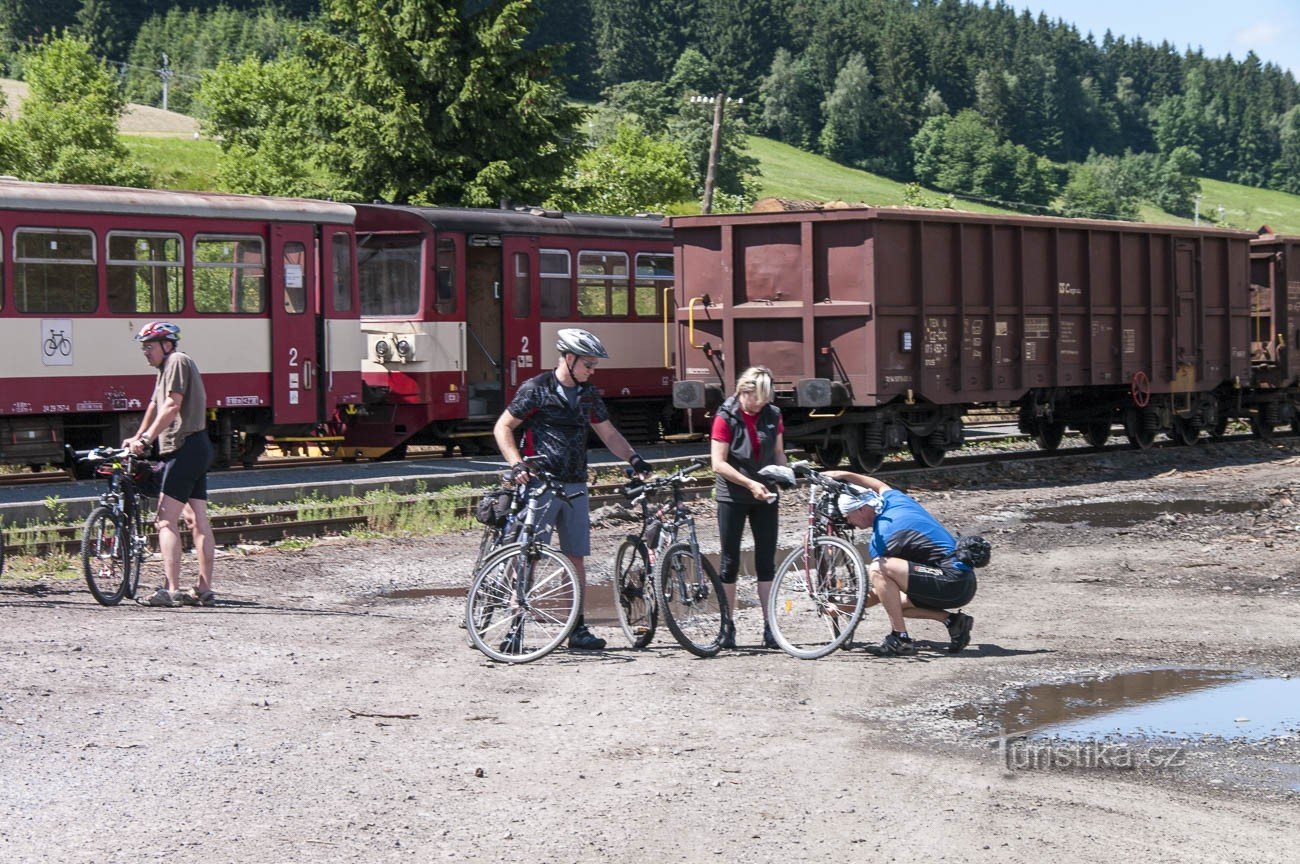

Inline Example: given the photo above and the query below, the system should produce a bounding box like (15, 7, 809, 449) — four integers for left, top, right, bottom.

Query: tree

(1152, 145, 1201, 216)
(819, 52, 873, 165)
(547, 121, 693, 214)
(73, 0, 123, 59)
(760, 47, 819, 150)
(0, 35, 149, 187)
(1058, 157, 1139, 220)
(200, 1, 584, 206)
(1271, 106, 1300, 195)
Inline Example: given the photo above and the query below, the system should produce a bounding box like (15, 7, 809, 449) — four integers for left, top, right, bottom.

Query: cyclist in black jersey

(493, 328, 652, 651)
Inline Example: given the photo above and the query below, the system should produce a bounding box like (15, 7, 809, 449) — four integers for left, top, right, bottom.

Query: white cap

(837, 487, 884, 516)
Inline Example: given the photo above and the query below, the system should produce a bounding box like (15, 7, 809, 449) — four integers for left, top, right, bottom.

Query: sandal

(180, 587, 217, 607)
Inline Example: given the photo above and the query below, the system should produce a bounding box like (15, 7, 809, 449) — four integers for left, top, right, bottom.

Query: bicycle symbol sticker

(41, 319, 74, 366)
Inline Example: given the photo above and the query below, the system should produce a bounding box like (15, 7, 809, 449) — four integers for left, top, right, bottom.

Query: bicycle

(639, 460, 728, 658)
(612, 458, 717, 651)
(75, 447, 156, 606)
(763, 460, 868, 659)
(464, 460, 584, 663)
(44, 329, 71, 357)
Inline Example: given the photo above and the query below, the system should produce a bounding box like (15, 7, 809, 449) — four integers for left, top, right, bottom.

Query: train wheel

(1082, 421, 1111, 448)
(1123, 411, 1156, 450)
(1292, 414, 1300, 435)
(812, 442, 844, 469)
(848, 449, 885, 472)
(1249, 416, 1275, 441)
(1211, 415, 1229, 440)
(1032, 421, 1066, 451)
(1170, 417, 1201, 446)
(908, 435, 946, 468)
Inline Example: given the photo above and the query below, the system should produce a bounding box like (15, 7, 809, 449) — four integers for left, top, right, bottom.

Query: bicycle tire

(123, 505, 148, 600)
(465, 543, 582, 663)
(768, 535, 867, 659)
(657, 541, 727, 658)
(613, 538, 656, 649)
(81, 506, 129, 606)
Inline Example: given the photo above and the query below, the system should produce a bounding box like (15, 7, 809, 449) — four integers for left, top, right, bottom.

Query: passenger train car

(0, 180, 362, 468)
(340, 205, 676, 457)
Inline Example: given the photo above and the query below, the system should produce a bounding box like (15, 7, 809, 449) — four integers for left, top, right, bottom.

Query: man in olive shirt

(124, 322, 216, 607)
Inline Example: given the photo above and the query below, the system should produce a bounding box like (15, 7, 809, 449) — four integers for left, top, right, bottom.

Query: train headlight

(374, 339, 391, 362)
(395, 338, 413, 360)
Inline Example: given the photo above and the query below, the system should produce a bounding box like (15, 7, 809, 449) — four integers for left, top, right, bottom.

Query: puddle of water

(957, 669, 1300, 741)
(1034, 499, 1263, 529)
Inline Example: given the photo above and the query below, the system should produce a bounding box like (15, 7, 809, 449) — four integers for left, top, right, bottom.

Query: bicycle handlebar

(621, 457, 708, 502)
(73, 446, 132, 463)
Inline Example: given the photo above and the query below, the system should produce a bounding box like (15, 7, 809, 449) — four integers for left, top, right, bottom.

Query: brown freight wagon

(1246, 231, 1300, 435)
(670, 207, 1257, 468)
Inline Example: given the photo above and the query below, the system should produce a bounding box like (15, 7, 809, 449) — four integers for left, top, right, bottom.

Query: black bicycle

(465, 460, 583, 663)
(613, 458, 712, 649)
(75, 447, 155, 606)
(622, 459, 728, 658)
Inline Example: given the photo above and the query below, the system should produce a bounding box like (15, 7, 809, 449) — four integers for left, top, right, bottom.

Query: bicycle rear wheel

(657, 542, 727, 658)
(614, 538, 657, 648)
(769, 535, 867, 659)
(466, 543, 581, 663)
(81, 505, 129, 606)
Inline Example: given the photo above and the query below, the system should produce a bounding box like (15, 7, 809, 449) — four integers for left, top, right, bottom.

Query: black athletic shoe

(721, 621, 737, 650)
(499, 627, 523, 655)
(568, 624, 607, 651)
(762, 624, 780, 650)
(878, 632, 917, 656)
(946, 612, 974, 653)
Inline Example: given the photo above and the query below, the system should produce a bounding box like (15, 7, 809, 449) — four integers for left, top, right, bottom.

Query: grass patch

(123, 135, 222, 192)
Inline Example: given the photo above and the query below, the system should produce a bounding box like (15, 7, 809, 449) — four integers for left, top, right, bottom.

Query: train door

(271, 223, 320, 425)
(465, 235, 505, 418)
(502, 236, 540, 403)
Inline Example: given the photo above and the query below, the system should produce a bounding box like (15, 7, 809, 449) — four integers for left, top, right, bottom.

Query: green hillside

(747, 134, 1300, 235)
(123, 136, 222, 192)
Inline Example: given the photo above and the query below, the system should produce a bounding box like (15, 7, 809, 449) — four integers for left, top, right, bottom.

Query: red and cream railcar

(342, 205, 675, 456)
(0, 180, 362, 468)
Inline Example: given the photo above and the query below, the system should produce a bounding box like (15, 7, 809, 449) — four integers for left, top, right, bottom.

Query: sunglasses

(580, 359, 599, 370)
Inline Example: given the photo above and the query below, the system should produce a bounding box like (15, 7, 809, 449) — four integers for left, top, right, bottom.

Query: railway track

(3, 429, 1296, 561)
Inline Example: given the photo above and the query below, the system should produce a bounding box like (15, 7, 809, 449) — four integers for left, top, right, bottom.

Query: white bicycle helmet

(555, 328, 609, 359)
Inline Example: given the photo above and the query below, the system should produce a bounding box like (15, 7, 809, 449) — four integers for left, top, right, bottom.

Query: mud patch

(1034, 499, 1265, 528)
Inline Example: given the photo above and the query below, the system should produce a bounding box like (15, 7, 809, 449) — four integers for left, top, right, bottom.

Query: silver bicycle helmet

(555, 328, 609, 359)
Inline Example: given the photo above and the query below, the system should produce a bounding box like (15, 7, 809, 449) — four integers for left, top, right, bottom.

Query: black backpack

(955, 534, 992, 568)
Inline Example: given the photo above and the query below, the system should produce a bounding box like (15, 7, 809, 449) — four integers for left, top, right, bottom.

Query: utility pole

(159, 53, 173, 112)
(1193, 193, 1203, 225)
(690, 93, 742, 214)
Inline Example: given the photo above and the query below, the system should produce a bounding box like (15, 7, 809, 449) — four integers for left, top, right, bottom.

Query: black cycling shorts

(905, 560, 976, 610)
(159, 431, 212, 503)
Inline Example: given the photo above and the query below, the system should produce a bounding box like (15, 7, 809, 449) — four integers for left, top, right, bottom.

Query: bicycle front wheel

(769, 535, 867, 659)
(657, 542, 727, 658)
(466, 543, 582, 663)
(613, 538, 656, 649)
(81, 506, 129, 606)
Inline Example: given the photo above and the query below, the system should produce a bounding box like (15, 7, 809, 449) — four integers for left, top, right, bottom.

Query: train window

(107, 233, 182, 314)
(193, 236, 266, 314)
(512, 252, 531, 318)
(540, 249, 571, 317)
(358, 233, 421, 317)
(14, 228, 97, 313)
(435, 238, 456, 315)
(634, 253, 673, 317)
(577, 251, 628, 318)
(331, 234, 353, 312)
(282, 242, 307, 314)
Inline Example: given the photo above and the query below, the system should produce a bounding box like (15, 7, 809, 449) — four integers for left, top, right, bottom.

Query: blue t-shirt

(868, 489, 971, 572)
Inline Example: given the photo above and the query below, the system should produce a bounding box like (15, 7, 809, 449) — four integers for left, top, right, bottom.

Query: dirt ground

(2, 437, 1298, 863)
